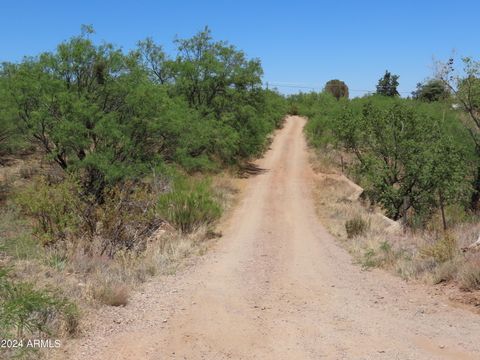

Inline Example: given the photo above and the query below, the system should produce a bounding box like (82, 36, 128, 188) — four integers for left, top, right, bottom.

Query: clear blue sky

(1, 0, 479, 96)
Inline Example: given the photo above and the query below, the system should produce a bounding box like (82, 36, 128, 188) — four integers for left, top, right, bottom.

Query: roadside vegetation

(0, 25, 286, 358)
(293, 64, 480, 303)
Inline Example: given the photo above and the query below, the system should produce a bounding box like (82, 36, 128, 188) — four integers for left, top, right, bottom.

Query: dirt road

(69, 116, 480, 359)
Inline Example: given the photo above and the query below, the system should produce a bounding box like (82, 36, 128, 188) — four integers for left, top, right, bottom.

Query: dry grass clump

(359, 240, 403, 270)
(212, 175, 240, 211)
(309, 149, 340, 174)
(432, 259, 461, 284)
(420, 234, 458, 264)
(92, 281, 130, 307)
(18, 164, 38, 179)
(157, 180, 221, 233)
(345, 216, 370, 238)
(312, 172, 406, 271)
(61, 224, 213, 307)
(458, 254, 480, 291)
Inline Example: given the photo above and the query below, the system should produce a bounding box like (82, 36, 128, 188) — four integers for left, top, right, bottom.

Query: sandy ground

(64, 116, 480, 360)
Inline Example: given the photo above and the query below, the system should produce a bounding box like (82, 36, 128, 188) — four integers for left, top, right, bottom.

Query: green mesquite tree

(438, 57, 480, 211)
(376, 70, 400, 97)
(334, 99, 467, 221)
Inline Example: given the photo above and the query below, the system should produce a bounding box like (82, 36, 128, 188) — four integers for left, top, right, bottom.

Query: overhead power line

(264, 82, 413, 94)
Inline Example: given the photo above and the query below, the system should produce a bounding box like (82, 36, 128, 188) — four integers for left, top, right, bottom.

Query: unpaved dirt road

(69, 116, 480, 360)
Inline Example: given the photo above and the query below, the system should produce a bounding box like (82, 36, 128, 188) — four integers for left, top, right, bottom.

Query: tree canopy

(324, 79, 349, 100)
(376, 70, 400, 97)
(412, 79, 449, 102)
(0, 27, 286, 201)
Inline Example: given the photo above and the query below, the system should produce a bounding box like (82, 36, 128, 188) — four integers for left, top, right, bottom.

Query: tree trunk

(401, 196, 409, 232)
(439, 190, 447, 231)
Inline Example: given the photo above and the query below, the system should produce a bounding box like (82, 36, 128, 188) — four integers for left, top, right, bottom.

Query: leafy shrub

(412, 79, 449, 102)
(288, 103, 299, 115)
(296, 92, 339, 148)
(0, 268, 79, 338)
(0, 80, 27, 160)
(15, 177, 83, 245)
(157, 178, 222, 233)
(420, 234, 458, 263)
(337, 99, 468, 221)
(345, 216, 369, 238)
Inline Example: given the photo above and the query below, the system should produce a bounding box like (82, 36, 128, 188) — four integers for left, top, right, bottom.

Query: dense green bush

(437, 57, 480, 211)
(157, 178, 222, 233)
(0, 77, 27, 159)
(291, 92, 340, 148)
(336, 97, 469, 221)
(15, 177, 83, 245)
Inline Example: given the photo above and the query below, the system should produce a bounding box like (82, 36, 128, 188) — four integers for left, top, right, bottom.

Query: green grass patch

(0, 208, 40, 260)
(157, 178, 222, 233)
(0, 268, 79, 339)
